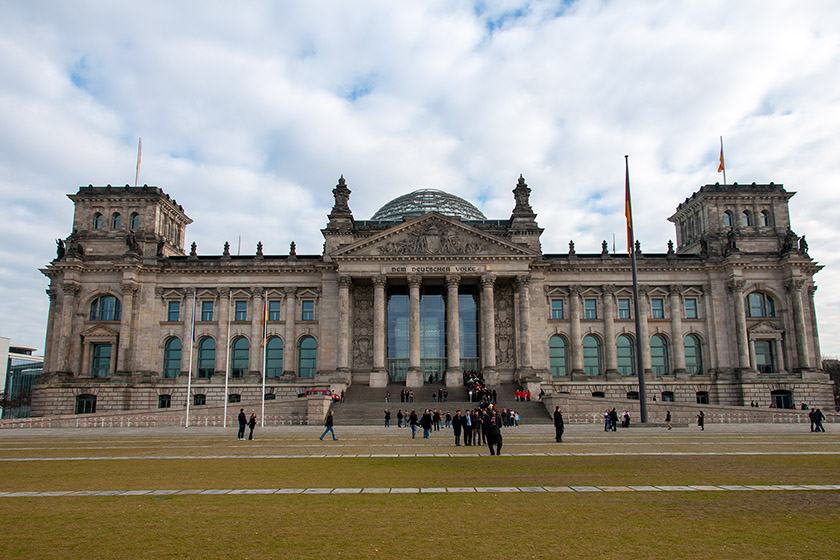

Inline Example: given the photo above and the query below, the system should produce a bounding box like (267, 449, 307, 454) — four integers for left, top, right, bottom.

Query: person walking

(397, 409, 404, 428)
(320, 410, 337, 440)
(237, 408, 247, 440)
(553, 406, 564, 442)
(814, 408, 826, 432)
(665, 410, 672, 430)
(484, 411, 503, 455)
(247, 412, 257, 440)
(408, 409, 419, 438)
(697, 410, 705, 431)
(452, 410, 463, 445)
(384, 409, 391, 427)
(420, 409, 433, 439)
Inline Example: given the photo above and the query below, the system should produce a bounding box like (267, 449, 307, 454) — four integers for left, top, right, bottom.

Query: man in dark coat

(553, 406, 564, 442)
(452, 410, 463, 445)
(484, 410, 503, 455)
(237, 408, 247, 440)
(462, 409, 473, 446)
(609, 408, 619, 432)
(420, 409, 433, 438)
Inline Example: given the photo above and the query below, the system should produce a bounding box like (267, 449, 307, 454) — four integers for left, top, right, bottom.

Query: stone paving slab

(420, 487, 446, 493)
(361, 487, 390, 493)
(332, 488, 362, 494)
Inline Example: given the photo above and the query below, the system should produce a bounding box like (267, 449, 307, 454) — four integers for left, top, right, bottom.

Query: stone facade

(33, 178, 834, 417)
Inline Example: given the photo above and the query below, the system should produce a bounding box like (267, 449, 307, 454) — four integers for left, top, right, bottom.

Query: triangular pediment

(332, 213, 534, 259)
(748, 321, 783, 335)
(82, 325, 120, 341)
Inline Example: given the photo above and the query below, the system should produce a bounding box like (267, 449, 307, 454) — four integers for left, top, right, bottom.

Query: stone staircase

(331, 382, 552, 425)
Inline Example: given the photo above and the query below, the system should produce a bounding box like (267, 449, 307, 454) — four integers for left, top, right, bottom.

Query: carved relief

(494, 283, 515, 367)
(352, 285, 374, 370)
(379, 221, 487, 256)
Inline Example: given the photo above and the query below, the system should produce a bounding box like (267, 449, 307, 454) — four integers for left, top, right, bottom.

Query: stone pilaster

(370, 276, 388, 387)
(283, 287, 297, 376)
(117, 281, 138, 374)
(58, 282, 80, 373)
(602, 285, 618, 377)
(480, 274, 497, 377)
(337, 275, 352, 373)
(515, 274, 534, 379)
(445, 275, 461, 387)
(669, 285, 687, 376)
(786, 279, 811, 371)
(406, 276, 423, 387)
(569, 285, 583, 376)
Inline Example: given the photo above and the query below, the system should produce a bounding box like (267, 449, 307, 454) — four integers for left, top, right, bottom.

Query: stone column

(728, 279, 751, 371)
(602, 285, 617, 376)
(216, 288, 230, 376)
(249, 288, 263, 378)
(182, 290, 195, 376)
(283, 287, 297, 376)
(58, 282, 80, 373)
(515, 275, 533, 378)
(638, 287, 652, 373)
(445, 275, 461, 387)
(44, 287, 58, 372)
(569, 285, 583, 376)
(117, 281, 138, 374)
(669, 285, 687, 375)
(370, 276, 388, 387)
(480, 274, 497, 375)
(337, 275, 352, 373)
(406, 276, 423, 387)
(786, 279, 811, 371)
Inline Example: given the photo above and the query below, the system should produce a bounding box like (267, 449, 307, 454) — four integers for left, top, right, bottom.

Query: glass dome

(370, 189, 486, 221)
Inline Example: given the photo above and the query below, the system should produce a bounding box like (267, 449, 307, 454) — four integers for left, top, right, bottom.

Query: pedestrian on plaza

(463, 408, 473, 445)
(247, 412, 257, 440)
(385, 391, 390, 403)
(384, 409, 391, 427)
(697, 410, 705, 431)
(665, 410, 672, 430)
(484, 411, 503, 455)
(452, 410, 463, 445)
(237, 408, 247, 440)
(433, 409, 442, 431)
(604, 409, 611, 432)
(397, 409, 404, 428)
(553, 406, 564, 442)
(438, 388, 443, 403)
(443, 389, 448, 403)
(409, 390, 414, 402)
(610, 408, 619, 432)
(432, 392, 437, 403)
(408, 409, 419, 438)
(814, 408, 826, 432)
(622, 410, 630, 428)
(445, 411, 451, 428)
(400, 389, 405, 403)
(320, 410, 337, 440)
(420, 409, 433, 439)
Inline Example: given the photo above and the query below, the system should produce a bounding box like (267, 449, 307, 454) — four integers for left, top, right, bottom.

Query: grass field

(0, 424, 838, 559)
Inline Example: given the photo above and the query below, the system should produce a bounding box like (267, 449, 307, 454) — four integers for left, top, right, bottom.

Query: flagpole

(134, 138, 142, 187)
(222, 294, 232, 428)
(185, 291, 196, 428)
(260, 293, 267, 428)
(626, 155, 649, 424)
(719, 136, 726, 185)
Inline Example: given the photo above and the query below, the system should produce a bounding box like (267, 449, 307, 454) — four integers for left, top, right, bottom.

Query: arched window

(111, 212, 122, 229)
(75, 394, 97, 414)
(741, 210, 752, 227)
(129, 212, 140, 230)
(651, 334, 670, 375)
(198, 337, 215, 378)
(684, 334, 703, 375)
(93, 212, 103, 230)
(723, 211, 733, 228)
(298, 336, 317, 378)
(582, 335, 602, 376)
(617, 334, 635, 376)
(746, 292, 776, 318)
(162, 337, 181, 378)
(760, 210, 770, 227)
(89, 295, 122, 321)
(549, 335, 568, 376)
(158, 394, 171, 409)
(230, 337, 249, 378)
(266, 337, 284, 377)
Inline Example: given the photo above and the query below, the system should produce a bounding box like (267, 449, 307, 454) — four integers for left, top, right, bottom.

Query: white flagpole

(185, 291, 196, 428)
(222, 294, 232, 428)
(260, 293, 267, 428)
(134, 138, 142, 187)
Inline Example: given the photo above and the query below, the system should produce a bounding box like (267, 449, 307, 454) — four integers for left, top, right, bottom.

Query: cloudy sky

(2, 0, 840, 356)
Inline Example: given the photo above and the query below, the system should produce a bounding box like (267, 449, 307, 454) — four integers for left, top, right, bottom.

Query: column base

(482, 368, 499, 386)
(406, 367, 424, 388)
(369, 369, 388, 388)
(445, 368, 462, 388)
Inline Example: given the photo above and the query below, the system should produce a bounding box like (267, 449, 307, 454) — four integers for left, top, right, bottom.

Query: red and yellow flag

(718, 145, 725, 173)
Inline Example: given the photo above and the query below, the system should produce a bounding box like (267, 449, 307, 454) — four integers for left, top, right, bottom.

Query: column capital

(785, 278, 805, 292)
(445, 275, 461, 288)
(480, 273, 496, 288)
(250, 286, 264, 298)
(515, 274, 530, 289)
(407, 275, 422, 288)
(218, 287, 231, 299)
(62, 282, 80, 296)
(727, 279, 745, 293)
(668, 284, 683, 296)
(120, 281, 139, 296)
(284, 286, 297, 297)
(372, 275, 387, 288)
(602, 284, 616, 295)
(337, 274, 353, 288)
(568, 284, 582, 296)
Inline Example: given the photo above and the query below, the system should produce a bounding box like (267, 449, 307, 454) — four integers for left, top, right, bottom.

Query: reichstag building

(33, 175, 834, 415)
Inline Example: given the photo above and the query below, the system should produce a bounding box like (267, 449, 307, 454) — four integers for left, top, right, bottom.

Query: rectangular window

(584, 298, 597, 319)
(91, 343, 111, 378)
(685, 298, 698, 319)
(755, 340, 775, 374)
(550, 299, 564, 319)
(301, 300, 314, 321)
(234, 300, 247, 321)
(618, 298, 631, 319)
(651, 298, 665, 319)
(167, 301, 180, 322)
(201, 301, 214, 321)
(268, 300, 282, 321)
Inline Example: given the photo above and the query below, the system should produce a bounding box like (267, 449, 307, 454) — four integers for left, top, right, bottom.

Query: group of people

(236, 408, 257, 440)
(809, 408, 827, 432)
(451, 406, 504, 455)
(602, 408, 632, 431)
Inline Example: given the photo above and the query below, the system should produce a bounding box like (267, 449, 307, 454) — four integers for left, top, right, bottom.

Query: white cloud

(1, 0, 840, 355)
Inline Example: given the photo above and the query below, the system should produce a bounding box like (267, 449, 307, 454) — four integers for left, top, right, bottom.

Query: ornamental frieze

(378, 222, 488, 256)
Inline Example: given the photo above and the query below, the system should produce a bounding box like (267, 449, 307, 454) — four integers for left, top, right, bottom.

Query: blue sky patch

(70, 55, 89, 89)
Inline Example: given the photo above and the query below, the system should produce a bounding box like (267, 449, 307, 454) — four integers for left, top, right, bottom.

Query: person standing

(452, 410, 463, 445)
(610, 408, 618, 432)
(384, 409, 391, 427)
(420, 409, 433, 439)
(320, 410, 337, 440)
(463, 408, 473, 446)
(385, 391, 390, 403)
(247, 412, 257, 440)
(408, 409, 419, 438)
(237, 408, 247, 440)
(553, 406, 564, 442)
(484, 411, 503, 455)
(697, 410, 705, 431)
(665, 410, 672, 430)
(397, 409, 404, 428)
(604, 409, 611, 432)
